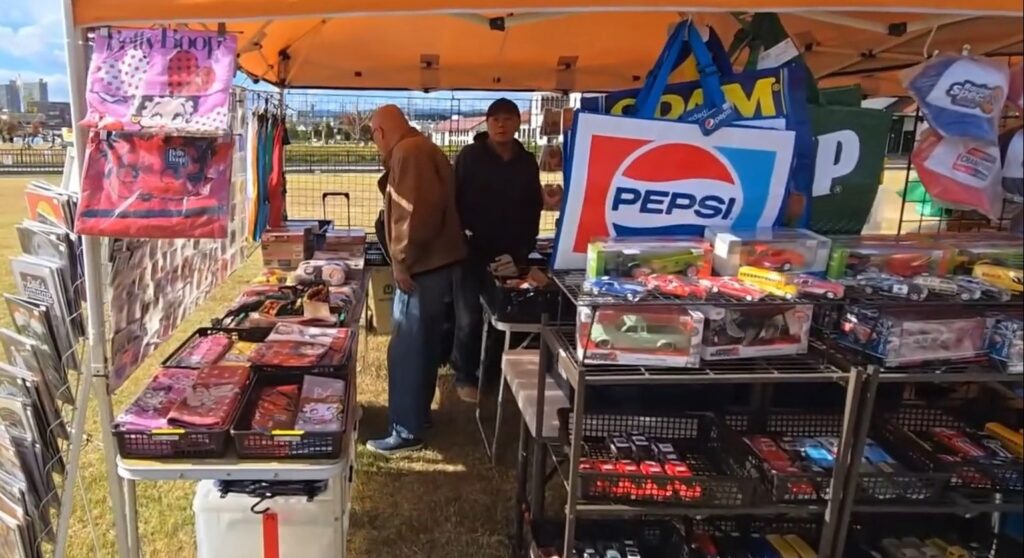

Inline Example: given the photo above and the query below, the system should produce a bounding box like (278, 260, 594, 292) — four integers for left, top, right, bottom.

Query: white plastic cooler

(192, 474, 352, 558)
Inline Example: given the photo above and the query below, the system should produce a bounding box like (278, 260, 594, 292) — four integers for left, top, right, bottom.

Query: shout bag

(911, 130, 1003, 219)
(75, 132, 233, 238)
(82, 27, 237, 134)
(902, 54, 1008, 143)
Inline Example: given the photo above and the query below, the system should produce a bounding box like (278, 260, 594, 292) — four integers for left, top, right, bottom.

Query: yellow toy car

(737, 266, 798, 299)
(973, 263, 1023, 293)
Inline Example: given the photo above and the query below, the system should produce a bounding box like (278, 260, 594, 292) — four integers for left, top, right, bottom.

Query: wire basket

(231, 374, 348, 459)
(878, 406, 1023, 493)
(725, 412, 950, 503)
(562, 412, 758, 507)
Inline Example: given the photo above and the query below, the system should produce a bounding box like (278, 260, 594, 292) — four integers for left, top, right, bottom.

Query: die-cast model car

(642, 273, 714, 299)
(951, 276, 1012, 302)
(843, 273, 929, 301)
(699, 277, 765, 301)
(583, 277, 648, 302)
(912, 275, 977, 301)
(791, 275, 845, 299)
(746, 246, 807, 272)
(590, 314, 694, 352)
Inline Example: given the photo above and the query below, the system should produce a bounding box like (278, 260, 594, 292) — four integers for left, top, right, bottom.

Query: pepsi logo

(606, 142, 740, 236)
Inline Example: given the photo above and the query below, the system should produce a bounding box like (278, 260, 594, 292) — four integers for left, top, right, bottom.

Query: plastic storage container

(193, 477, 349, 558)
(705, 228, 832, 276)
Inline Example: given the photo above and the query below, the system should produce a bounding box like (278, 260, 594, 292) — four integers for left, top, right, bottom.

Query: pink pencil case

(83, 27, 237, 134)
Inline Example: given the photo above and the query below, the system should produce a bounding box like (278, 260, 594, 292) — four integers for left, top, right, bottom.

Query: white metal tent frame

(54, 2, 1020, 558)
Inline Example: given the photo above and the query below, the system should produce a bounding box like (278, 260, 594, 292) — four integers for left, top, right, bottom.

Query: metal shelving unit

(515, 271, 1024, 558)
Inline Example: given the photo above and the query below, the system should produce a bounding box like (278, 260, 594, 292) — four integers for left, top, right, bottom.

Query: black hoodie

(454, 132, 543, 265)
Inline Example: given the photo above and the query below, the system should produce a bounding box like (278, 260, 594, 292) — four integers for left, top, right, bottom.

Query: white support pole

(59, 2, 134, 558)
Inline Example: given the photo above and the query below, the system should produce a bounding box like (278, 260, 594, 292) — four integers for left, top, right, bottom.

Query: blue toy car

(843, 272, 929, 301)
(583, 276, 648, 302)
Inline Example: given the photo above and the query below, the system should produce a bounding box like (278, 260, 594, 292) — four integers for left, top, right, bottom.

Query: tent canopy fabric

(71, 2, 1023, 92)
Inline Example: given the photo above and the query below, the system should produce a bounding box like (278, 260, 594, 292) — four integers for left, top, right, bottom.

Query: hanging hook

(250, 497, 271, 514)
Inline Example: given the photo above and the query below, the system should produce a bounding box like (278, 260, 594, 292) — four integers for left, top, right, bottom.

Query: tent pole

(59, 2, 134, 557)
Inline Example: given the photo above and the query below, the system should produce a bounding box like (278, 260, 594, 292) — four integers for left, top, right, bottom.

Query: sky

(0, 0, 535, 108)
(0, 0, 70, 101)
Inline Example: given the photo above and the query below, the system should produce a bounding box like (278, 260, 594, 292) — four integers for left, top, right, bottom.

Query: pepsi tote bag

(552, 112, 795, 268)
(553, 22, 797, 268)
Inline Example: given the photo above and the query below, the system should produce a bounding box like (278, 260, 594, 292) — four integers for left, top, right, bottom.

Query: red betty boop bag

(76, 132, 233, 238)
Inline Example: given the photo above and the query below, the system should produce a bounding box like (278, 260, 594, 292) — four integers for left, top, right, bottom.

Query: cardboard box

(697, 304, 812, 360)
(367, 266, 395, 332)
(576, 306, 704, 367)
(261, 228, 312, 270)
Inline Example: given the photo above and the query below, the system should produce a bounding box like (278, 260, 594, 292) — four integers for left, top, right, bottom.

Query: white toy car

(912, 275, 975, 301)
(951, 275, 1012, 302)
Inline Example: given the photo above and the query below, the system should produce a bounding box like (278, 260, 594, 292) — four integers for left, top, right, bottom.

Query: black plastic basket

(530, 519, 687, 558)
(113, 386, 248, 459)
(879, 406, 1023, 493)
(562, 412, 757, 507)
(162, 327, 270, 369)
(481, 270, 563, 324)
(231, 374, 347, 459)
(725, 412, 949, 503)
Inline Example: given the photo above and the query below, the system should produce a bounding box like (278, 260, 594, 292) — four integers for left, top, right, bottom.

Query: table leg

(123, 478, 140, 558)
(474, 316, 495, 459)
(490, 330, 515, 465)
(514, 416, 529, 556)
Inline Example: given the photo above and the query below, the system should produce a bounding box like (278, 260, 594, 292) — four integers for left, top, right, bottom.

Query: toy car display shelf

(516, 270, 1023, 558)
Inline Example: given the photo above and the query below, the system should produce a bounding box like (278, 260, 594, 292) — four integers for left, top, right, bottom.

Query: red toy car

(791, 275, 845, 299)
(884, 253, 934, 277)
(746, 246, 807, 272)
(699, 277, 766, 301)
(642, 273, 714, 299)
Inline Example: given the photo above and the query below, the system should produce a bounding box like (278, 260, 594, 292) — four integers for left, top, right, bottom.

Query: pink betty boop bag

(83, 27, 237, 135)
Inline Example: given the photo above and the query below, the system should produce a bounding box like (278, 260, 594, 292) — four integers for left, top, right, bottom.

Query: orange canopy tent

(67, 1, 1022, 92)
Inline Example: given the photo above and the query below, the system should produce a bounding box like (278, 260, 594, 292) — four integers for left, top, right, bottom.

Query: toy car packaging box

(946, 234, 1024, 273)
(838, 307, 988, 366)
(585, 237, 712, 281)
(986, 314, 1023, 374)
(694, 304, 812, 360)
(705, 227, 831, 276)
(576, 306, 704, 367)
(826, 237, 956, 279)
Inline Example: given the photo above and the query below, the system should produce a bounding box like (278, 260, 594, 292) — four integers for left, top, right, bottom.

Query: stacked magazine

(0, 180, 82, 558)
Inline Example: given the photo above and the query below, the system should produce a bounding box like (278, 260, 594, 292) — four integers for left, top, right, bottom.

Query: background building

(20, 79, 49, 108)
(0, 81, 22, 112)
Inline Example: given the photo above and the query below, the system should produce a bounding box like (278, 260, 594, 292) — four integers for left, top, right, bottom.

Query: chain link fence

(272, 90, 566, 233)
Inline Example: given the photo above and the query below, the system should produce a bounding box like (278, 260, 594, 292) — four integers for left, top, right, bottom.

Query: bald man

(367, 105, 467, 455)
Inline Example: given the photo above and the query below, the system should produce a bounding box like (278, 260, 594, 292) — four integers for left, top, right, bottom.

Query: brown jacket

(380, 130, 466, 275)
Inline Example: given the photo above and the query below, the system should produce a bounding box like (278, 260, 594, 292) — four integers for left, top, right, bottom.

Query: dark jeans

(451, 259, 486, 388)
(387, 264, 456, 438)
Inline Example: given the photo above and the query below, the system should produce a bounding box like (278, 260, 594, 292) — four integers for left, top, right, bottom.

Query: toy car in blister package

(705, 227, 832, 276)
(838, 307, 987, 366)
(901, 54, 1009, 143)
(827, 237, 955, 279)
(696, 304, 812, 360)
(947, 233, 1024, 273)
(586, 237, 712, 280)
(985, 314, 1023, 374)
(76, 132, 233, 238)
(577, 306, 704, 367)
(841, 272, 930, 301)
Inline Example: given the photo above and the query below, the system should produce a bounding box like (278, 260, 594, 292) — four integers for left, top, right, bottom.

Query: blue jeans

(451, 260, 485, 388)
(388, 264, 455, 438)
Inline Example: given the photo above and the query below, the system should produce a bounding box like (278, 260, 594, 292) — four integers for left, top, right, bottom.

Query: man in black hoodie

(451, 98, 543, 402)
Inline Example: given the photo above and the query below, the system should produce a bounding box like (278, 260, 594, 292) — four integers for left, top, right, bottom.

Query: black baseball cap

(486, 98, 521, 119)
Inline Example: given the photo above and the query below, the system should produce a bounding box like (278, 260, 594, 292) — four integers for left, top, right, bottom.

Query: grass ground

(0, 167, 920, 557)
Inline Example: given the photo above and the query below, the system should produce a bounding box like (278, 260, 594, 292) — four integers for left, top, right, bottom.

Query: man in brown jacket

(367, 105, 466, 455)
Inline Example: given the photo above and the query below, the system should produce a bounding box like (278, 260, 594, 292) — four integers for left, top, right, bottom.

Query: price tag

(757, 39, 800, 69)
(698, 103, 738, 136)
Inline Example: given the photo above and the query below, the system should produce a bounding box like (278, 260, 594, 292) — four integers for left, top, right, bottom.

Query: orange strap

(262, 512, 280, 558)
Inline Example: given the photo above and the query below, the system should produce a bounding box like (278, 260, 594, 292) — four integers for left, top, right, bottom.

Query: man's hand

(393, 267, 417, 293)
